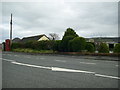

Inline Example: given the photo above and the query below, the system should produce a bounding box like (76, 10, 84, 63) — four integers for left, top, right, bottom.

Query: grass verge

(12, 48, 54, 53)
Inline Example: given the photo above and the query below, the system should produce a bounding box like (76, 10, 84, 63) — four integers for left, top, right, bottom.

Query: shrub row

(11, 40, 55, 51)
(11, 40, 120, 53)
(11, 27, 120, 53)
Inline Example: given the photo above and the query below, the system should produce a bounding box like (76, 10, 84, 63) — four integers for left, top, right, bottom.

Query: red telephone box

(5, 39, 11, 51)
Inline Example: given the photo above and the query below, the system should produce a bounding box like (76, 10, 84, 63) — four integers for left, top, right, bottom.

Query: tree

(60, 28, 79, 52)
(53, 40, 61, 51)
(113, 43, 120, 53)
(49, 33, 59, 40)
(62, 28, 78, 39)
(85, 42, 95, 53)
(60, 36, 75, 52)
(98, 43, 109, 53)
(69, 37, 86, 52)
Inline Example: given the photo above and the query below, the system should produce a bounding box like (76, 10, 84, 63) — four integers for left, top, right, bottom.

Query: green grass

(12, 48, 54, 53)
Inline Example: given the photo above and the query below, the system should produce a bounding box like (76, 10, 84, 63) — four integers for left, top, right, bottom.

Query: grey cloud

(1, 2, 118, 42)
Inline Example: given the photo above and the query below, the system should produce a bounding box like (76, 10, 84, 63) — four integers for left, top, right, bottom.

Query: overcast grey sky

(1, 2, 118, 42)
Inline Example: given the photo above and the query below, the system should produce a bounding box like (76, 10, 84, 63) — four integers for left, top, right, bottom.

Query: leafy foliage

(53, 40, 61, 51)
(60, 36, 76, 52)
(113, 43, 120, 53)
(85, 42, 95, 53)
(59, 28, 79, 52)
(11, 43, 24, 49)
(62, 28, 78, 39)
(98, 43, 109, 53)
(69, 37, 86, 52)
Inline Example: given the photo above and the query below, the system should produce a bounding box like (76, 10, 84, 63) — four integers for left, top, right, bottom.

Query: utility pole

(10, 13, 12, 46)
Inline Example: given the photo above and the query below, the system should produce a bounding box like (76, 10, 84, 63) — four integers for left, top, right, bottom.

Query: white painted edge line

(52, 67, 95, 74)
(0, 58, 14, 62)
(80, 62, 96, 65)
(12, 61, 51, 70)
(11, 62, 51, 69)
(36, 58, 45, 59)
(2, 58, 120, 80)
(12, 61, 94, 74)
(55, 60, 66, 62)
(14, 55, 18, 57)
(95, 74, 120, 80)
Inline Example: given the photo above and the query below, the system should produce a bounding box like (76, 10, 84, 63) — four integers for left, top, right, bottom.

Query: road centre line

(14, 55, 18, 57)
(79, 62, 96, 65)
(11, 61, 94, 74)
(55, 60, 66, 62)
(2, 58, 120, 80)
(0, 58, 14, 62)
(95, 74, 120, 80)
(11, 61, 120, 79)
(51, 67, 94, 74)
(12, 61, 51, 70)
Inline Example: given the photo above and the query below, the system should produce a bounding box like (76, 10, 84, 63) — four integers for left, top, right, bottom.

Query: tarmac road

(2, 52, 119, 88)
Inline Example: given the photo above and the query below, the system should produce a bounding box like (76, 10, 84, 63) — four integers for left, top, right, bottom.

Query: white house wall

(38, 36, 49, 41)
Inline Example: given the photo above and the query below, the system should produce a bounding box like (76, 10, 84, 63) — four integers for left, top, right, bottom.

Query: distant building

(12, 38, 21, 43)
(86, 37, 119, 51)
(20, 34, 50, 43)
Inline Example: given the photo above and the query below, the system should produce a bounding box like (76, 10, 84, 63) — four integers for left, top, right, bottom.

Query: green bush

(68, 40, 73, 52)
(24, 41, 35, 49)
(113, 43, 120, 53)
(70, 37, 86, 52)
(36, 41, 47, 50)
(11, 43, 23, 49)
(85, 43, 95, 53)
(12, 40, 55, 51)
(53, 40, 61, 51)
(98, 43, 109, 53)
(60, 36, 75, 52)
(63, 28, 78, 39)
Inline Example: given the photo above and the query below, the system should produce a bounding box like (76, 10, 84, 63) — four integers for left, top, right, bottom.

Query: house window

(109, 44, 114, 50)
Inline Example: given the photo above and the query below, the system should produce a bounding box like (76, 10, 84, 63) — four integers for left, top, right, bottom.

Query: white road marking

(79, 62, 96, 65)
(2, 58, 120, 80)
(95, 74, 120, 80)
(12, 61, 51, 70)
(55, 60, 66, 63)
(52, 67, 95, 74)
(11, 61, 94, 74)
(0, 58, 14, 62)
(14, 55, 18, 57)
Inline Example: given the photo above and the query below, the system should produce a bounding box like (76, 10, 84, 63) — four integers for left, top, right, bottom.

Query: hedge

(98, 43, 109, 53)
(113, 43, 120, 53)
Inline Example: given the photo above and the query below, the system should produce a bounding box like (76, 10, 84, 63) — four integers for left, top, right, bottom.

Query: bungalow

(20, 34, 50, 43)
(12, 38, 21, 43)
